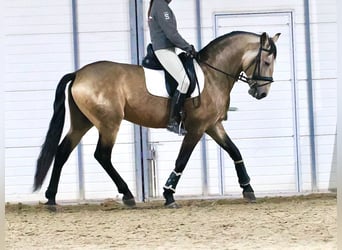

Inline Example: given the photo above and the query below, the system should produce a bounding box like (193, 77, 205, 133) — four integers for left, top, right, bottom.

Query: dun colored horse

(34, 31, 280, 207)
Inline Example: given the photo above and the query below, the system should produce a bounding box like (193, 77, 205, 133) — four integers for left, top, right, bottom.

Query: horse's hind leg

(94, 130, 136, 207)
(45, 126, 91, 205)
(206, 122, 256, 202)
(45, 92, 93, 205)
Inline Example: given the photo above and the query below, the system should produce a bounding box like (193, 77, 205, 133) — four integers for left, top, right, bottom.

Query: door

(206, 12, 300, 195)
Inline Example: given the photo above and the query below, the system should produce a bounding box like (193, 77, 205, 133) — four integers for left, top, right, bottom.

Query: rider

(147, 0, 197, 135)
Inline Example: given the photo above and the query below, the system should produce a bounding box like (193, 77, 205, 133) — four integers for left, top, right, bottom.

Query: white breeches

(154, 48, 190, 94)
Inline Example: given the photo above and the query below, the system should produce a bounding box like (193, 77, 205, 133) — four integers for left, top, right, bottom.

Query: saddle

(142, 44, 198, 98)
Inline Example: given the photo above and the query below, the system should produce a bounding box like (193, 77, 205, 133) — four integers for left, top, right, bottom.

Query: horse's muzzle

(248, 87, 267, 100)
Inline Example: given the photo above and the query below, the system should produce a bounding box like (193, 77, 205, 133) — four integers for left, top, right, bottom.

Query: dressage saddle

(142, 44, 198, 98)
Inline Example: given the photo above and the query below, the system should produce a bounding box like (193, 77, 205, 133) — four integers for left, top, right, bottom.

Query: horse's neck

(203, 40, 247, 91)
(225, 45, 246, 72)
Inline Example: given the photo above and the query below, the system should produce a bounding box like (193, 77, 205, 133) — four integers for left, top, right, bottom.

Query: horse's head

(241, 32, 280, 100)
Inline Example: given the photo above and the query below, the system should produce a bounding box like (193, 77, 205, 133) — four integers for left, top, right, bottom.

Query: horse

(33, 31, 280, 208)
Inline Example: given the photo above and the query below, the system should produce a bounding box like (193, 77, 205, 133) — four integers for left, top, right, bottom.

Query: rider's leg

(155, 48, 190, 135)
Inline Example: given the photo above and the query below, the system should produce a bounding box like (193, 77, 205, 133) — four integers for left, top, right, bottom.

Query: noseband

(239, 44, 274, 89)
(199, 36, 276, 89)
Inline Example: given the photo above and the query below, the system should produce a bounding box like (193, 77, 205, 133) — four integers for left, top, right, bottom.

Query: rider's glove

(186, 45, 197, 58)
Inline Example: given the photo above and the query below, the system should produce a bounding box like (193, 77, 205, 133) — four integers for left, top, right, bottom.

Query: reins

(197, 37, 275, 88)
(198, 59, 239, 82)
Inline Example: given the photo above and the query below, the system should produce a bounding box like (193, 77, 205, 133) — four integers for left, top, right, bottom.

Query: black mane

(200, 31, 257, 52)
(199, 31, 277, 60)
(268, 37, 277, 59)
(198, 31, 257, 61)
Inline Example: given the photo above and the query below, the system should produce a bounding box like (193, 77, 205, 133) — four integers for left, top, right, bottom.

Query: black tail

(33, 72, 76, 191)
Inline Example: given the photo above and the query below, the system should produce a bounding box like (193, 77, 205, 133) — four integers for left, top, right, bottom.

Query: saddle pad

(143, 60, 205, 98)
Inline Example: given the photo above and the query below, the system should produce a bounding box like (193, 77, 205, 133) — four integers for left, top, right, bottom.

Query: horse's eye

(264, 61, 271, 67)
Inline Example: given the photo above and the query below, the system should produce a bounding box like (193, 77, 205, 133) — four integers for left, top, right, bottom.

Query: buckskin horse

(34, 31, 280, 208)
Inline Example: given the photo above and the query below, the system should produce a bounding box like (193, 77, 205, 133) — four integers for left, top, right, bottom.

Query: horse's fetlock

(45, 189, 56, 199)
(118, 183, 130, 195)
(241, 184, 254, 193)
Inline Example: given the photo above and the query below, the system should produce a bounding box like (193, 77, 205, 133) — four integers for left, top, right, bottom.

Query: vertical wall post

(286, 11, 302, 192)
(304, 0, 317, 191)
(195, 0, 208, 196)
(71, 0, 85, 201)
(130, 0, 147, 202)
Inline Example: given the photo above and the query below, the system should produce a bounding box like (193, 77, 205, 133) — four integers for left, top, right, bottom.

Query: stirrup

(178, 111, 187, 136)
(167, 121, 187, 136)
(178, 120, 187, 136)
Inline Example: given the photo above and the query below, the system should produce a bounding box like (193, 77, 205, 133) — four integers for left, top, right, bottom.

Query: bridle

(198, 37, 276, 90)
(239, 45, 274, 87)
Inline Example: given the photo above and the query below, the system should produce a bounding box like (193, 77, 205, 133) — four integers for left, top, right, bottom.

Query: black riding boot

(167, 90, 187, 135)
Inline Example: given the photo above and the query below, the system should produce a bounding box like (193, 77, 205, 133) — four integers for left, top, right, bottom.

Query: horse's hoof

(123, 198, 136, 208)
(43, 200, 58, 212)
(46, 205, 58, 212)
(165, 202, 180, 209)
(44, 199, 57, 206)
(243, 191, 257, 203)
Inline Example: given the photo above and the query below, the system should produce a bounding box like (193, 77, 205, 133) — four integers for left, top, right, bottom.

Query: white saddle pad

(143, 60, 205, 98)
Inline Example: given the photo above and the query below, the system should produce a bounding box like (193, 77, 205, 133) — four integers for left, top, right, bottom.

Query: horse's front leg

(206, 123, 256, 202)
(163, 133, 203, 208)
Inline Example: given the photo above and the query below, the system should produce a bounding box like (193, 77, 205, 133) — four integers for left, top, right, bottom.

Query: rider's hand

(186, 45, 197, 58)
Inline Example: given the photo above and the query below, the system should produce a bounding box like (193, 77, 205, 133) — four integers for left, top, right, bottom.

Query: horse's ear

(260, 32, 269, 46)
(272, 33, 281, 43)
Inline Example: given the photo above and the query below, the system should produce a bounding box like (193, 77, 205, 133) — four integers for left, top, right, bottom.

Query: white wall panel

(77, 0, 131, 65)
(5, 1, 71, 35)
(304, 0, 337, 191)
(4, 0, 76, 202)
(223, 137, 296, 194)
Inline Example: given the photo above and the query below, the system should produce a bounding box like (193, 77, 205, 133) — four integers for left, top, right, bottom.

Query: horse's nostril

(258, 92, 267, 99)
